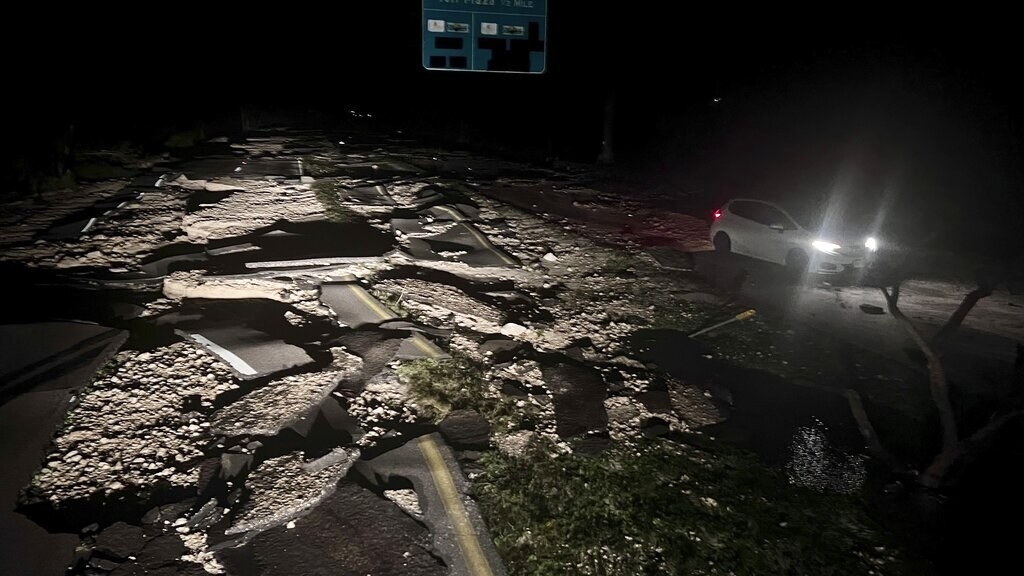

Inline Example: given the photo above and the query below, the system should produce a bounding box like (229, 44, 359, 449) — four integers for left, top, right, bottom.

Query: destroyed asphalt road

(0, 128, 935, 576)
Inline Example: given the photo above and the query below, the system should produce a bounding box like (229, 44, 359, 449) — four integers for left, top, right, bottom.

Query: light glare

(812, 240, 841, 254)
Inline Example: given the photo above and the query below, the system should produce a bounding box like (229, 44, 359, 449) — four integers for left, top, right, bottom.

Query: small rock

(383, 488, 423, 518)
(439, 410, 491, 449)
(641, 416, 671, 438)
(89, 556, 122, 571)
(496, 430, 535, 458)
(542, 252, 557, 262)
(499, 323, 528, 338)
(220, 453, 253, 480)
(95, 521, 146, 560)
(141, 507, 162, 525)
(285, 520, 296, 529)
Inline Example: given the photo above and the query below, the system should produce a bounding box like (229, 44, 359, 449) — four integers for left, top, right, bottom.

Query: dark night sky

(7, 5, 1023, 251)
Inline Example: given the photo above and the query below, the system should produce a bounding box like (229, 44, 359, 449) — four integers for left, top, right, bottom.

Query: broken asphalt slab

(340, 183, 396, 205)
(0, 322, 128, 405)
(321, 280, 398, 329)
(219, 477, 444, 576)
(1, 322, 130, 576)
(178, 326, 314, 379)
(402, 222, 518, 267)
(357, 433, 507, 576)
(319, 279, 448, 360)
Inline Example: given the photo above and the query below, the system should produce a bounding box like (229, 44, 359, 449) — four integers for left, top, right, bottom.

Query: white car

(709, 198, 880, 274)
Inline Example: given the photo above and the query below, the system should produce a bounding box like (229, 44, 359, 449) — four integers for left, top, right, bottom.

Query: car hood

(811, 226, 873, 246)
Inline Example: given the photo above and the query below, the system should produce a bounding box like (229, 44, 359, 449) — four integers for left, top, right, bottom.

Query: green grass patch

(477, 438, 905, 576)
(398, 358, 539, 430)
(371, 288, 412, 318)
(601, 254, 636, 275)
(311, 180, 360, 223)
(648, 299, 722, 333)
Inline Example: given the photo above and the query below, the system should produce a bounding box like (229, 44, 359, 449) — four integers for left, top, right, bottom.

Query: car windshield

(771, 195, 880, 237)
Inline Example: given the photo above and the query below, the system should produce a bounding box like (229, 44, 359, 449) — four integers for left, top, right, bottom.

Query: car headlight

(812, 240, 841, 255)
(865, 237, 878, 252)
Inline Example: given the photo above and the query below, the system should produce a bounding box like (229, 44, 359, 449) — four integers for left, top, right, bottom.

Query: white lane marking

(81, 217, 98, 234)
(189, 333, 258, 376)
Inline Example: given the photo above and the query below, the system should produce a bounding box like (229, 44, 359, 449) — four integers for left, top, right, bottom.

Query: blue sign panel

(422, 0, 547, 73)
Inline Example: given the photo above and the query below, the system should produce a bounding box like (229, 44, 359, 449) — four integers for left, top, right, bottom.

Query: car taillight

(713, 208, 722, 219)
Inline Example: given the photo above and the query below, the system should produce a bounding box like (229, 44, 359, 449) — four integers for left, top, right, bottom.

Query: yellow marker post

(689, 308, 757, 337)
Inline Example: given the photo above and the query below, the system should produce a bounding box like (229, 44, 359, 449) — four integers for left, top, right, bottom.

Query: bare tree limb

(880, 286, 959, 462)
(921, 409, 1024, 487)
(932, 287, 993, 347)
(844, 389, 904, 471)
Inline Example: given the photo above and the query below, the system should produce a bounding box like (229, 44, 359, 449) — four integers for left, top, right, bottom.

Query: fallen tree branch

(844, 389, 904, 471)
(880, 286, 959, 464)
(932, 287, 993, 347)
(921, 409, 1024, 488)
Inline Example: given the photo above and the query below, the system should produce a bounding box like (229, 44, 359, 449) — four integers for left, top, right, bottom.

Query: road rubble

(2, 128, 911, 576)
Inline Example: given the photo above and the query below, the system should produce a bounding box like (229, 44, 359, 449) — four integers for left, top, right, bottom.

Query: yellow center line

(419, 435, 495, 576)
(346, 283, 397, 321)
(457, 222, 517, 266)
(434, 205, 515, 266)
(435, 205, 466, 222)
(347, 281, 490, 573)
(411, 332, 442, 358)
(346, 283, 439, 357)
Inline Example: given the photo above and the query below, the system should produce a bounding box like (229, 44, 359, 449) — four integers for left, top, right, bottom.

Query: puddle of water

(629, 328, 865, 473)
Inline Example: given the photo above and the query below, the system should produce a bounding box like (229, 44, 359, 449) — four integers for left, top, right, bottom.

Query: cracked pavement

(2, 128, 730, 576)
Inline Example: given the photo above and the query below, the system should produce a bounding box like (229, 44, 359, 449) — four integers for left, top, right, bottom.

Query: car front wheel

(785, 249, 809, 274)
(713, 232, 731, 253)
